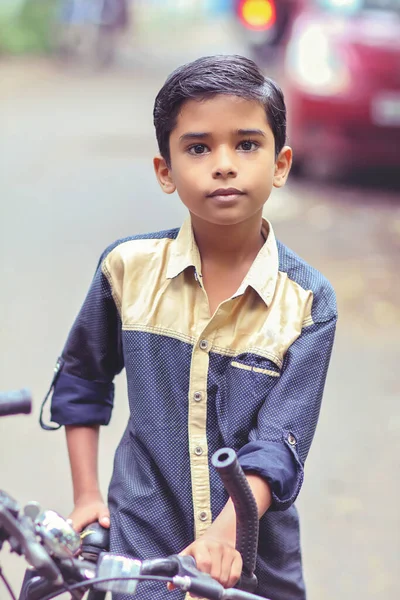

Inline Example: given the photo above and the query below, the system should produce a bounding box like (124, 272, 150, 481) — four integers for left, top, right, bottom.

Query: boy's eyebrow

(179, 132, 209, 142)
(179, 129, 267, 143)
(236, 128, 266, 137)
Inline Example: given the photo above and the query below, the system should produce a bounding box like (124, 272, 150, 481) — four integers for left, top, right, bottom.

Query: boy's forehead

(174, 94, 270, 134)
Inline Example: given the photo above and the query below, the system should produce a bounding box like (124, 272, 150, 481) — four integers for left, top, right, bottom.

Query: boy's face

(154, 94, 292, 227)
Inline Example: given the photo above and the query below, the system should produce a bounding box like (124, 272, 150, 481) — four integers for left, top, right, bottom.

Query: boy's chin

(189, 208, 264, 227)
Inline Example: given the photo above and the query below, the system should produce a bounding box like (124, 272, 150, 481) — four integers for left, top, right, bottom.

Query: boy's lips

(207, 187, 245, 197)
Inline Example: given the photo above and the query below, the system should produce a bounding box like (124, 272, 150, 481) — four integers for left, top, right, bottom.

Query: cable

(55, 555, 81, 600)
(0, 565, 17, 600)
(39, 574, 174, 600)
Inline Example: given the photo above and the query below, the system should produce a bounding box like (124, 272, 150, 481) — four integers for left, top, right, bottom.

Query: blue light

(318, 0, 363, 14)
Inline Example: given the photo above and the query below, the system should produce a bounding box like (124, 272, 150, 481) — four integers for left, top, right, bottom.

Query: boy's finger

(67, 517, 78, 532)
(68, 513, 88, 532)
(71, 518, 86, 533)
(227, 554, 242, 589)
(192, 546, 212, 575)
(99, 515, 110, 528)
(208, 546, 222, 583)
(219, 551, 234, 588)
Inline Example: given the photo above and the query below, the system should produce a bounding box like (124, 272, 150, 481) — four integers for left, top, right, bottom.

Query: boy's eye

(238, 140, 259, 152)
(188, 144, 208, 155)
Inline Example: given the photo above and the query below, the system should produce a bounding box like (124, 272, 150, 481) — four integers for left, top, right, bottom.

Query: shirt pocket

(218, 353, 281, 448)
(227, 352, 281, 400)
(230, 358, 281, 379)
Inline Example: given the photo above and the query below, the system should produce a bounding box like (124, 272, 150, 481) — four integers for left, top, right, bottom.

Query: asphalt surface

(0, 34, 399, 600)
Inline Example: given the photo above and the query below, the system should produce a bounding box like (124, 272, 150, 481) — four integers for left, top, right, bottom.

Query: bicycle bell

(33, 508, 81, 559)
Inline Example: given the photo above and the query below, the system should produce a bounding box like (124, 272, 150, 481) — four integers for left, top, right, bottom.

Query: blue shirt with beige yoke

(48, 218, 337, 600)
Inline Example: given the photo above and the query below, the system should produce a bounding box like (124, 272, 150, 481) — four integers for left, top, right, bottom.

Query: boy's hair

(153, 54, 287, 166)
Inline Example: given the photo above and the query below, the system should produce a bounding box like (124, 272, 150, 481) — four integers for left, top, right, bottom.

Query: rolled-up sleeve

(50, 250, 124, 427)
(238, 315, 337, 510)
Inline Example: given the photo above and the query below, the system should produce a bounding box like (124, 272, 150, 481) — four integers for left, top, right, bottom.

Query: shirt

(48, 218, 337, 600)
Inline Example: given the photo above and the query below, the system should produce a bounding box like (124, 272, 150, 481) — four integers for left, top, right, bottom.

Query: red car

(283, 0, 400, 178)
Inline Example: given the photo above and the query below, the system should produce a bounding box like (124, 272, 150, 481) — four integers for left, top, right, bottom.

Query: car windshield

(316, 0, 400, 15)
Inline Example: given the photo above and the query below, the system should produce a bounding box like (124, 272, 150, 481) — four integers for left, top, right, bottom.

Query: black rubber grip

(211, 449, 259, 581)
(80, 521, 110, 560)
(141, 556, 181, 577)
(0, 389, 32, 417)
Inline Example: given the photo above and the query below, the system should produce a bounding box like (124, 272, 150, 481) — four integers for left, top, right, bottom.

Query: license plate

(372, 92, 400, 126)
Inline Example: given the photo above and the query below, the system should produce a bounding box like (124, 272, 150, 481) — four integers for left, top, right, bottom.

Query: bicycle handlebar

(212, 448, 259, 591)
(0, 389, 32, 417)
(24, 555, 267, 600)
(1, 448, 267, 600)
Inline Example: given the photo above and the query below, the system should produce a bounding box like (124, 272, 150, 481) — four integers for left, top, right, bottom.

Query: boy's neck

(191, 211, 265, 267)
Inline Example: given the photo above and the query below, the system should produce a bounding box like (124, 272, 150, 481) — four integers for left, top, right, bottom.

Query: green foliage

(0, 0, 57, 54)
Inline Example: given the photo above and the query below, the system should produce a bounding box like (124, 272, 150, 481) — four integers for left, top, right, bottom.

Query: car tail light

(238, 0, 277, 31)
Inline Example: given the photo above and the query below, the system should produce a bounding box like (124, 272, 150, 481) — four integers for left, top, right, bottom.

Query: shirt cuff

(50, 372, 114, 426)
(237, 437, 304, 511)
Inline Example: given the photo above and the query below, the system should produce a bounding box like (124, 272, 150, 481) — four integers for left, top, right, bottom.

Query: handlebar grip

(80, 522, 110, 561)
(0, 389, 32, 417)
(141, 556, 180, 577)
(211, 448, 258, 589)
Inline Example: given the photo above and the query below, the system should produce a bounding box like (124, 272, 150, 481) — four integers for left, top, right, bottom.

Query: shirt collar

(167, 217, 279, 307)
(234, 219, 279, 307)
(166, 217, 201, 280)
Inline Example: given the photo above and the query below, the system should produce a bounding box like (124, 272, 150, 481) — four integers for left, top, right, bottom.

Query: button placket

(188, 327, 216, 540)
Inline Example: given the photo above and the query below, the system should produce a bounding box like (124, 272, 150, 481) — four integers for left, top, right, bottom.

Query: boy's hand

(68, 493, 110, 532)
(180, 532, 242, 589)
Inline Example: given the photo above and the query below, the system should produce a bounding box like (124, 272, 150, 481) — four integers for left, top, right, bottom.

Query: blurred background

(0, 1, 399, 599)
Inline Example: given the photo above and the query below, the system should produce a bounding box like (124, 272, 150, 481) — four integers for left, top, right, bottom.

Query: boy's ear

(273, 146, 293, 188)
(153, 155, 176, 194)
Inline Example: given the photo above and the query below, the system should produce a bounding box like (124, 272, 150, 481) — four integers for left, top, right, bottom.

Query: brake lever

(171, 555, 225, 600)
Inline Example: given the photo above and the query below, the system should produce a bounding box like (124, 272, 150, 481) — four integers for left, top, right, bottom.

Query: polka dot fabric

(49, 227, 337, 600)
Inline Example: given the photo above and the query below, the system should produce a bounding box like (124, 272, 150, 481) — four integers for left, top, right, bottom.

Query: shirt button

(194, 446, 203, 456)
(193, 392, 202, 402)
(287, 433, 297, 446)
(199, 339, 209, 351)
(199, 511, 208, 521)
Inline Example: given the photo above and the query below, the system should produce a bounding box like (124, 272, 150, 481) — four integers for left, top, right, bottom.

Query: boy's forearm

(65, 425, 102, 503)
(206, 474, 272, 543)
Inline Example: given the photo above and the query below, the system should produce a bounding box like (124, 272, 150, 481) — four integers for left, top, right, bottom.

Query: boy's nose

(212, 149, 238, 179)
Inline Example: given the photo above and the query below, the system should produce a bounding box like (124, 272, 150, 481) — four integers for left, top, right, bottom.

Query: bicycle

(0, 389, 271, 600)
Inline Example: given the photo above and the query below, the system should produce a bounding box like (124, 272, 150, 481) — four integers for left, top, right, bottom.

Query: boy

(44, 55, 337, 599)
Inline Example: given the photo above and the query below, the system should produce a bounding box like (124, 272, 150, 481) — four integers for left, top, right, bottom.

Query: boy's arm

(47, 247, 124, 528)
(50, 247, 124, 429)
(66, 425, 110, 530)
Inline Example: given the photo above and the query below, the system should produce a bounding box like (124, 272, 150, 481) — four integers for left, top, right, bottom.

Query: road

(0, 29, 399, 600)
